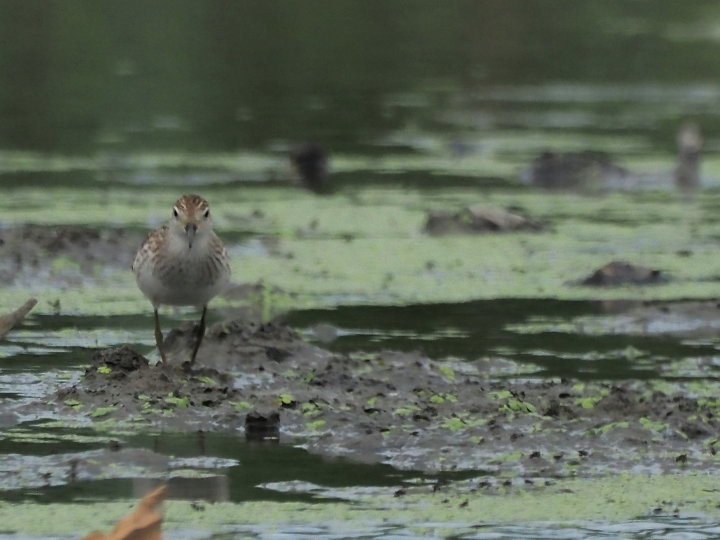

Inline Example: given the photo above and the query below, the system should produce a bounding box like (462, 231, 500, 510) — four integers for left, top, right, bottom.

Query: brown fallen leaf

(0, 298, 37, 340)
(82, 485, 166, 540)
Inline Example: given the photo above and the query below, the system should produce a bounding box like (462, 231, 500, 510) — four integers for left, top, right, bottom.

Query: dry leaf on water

(82, 485, 166, 540)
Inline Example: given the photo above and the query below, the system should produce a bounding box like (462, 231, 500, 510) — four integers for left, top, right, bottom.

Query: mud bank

(0, 225, 142, 286)
(36, 318, 720, 478)
(423, 205, 545, 235)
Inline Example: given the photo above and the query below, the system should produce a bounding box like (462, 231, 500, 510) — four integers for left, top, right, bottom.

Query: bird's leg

(189, 306, 207, 366)
(154, 308, 167, 365)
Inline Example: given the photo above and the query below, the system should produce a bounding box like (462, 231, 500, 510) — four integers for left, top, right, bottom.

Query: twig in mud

(0, 297, 37, 340)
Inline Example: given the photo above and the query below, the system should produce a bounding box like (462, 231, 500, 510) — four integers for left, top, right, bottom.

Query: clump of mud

(424, 205, 545, 235)
(162, 319, 321, 370)
(578, 260, 668, 286)
(43, 319, 720, 478)
(0, 225, 142, 284)
(59, 344, 238, 426)
(523, 150, 629, 190)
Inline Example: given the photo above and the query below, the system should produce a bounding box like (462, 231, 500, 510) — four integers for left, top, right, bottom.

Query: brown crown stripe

(174, 194, 209, 212)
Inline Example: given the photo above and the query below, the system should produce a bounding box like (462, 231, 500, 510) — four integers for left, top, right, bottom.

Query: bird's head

(169, 194, 213, 249)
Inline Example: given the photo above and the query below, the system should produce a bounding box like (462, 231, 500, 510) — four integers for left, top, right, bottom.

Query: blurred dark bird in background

(290, 142, 330, 193)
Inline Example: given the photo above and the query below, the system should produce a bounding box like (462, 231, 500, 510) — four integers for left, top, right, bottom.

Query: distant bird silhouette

(674, 122, 702, 193)
(290, 142, 329, 193)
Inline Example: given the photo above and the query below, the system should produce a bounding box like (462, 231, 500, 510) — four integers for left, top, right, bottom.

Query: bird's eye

(172, 208, 179, 218)
(203, 209, 210, 219)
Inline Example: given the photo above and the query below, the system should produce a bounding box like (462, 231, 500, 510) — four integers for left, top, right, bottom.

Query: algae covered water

(2, 1, 720, 537)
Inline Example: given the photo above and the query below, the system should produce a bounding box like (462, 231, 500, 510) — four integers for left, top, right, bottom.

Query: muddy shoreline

(3, 225, 720, 481)
(19, 315, 715, 479)
(0, 224, 141, 286)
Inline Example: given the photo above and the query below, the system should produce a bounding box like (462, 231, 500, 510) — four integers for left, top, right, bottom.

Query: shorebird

(290, 142, 329, 193)
(132, 194, 230, 365)
(674, 122, 702, 193)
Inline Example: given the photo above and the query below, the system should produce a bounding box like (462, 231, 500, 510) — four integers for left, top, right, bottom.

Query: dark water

(287, 299, 717, 380)
(1, 0, 718, 157)
(0, 425, 477, 505)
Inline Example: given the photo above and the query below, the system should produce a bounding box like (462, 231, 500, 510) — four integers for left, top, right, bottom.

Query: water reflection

(0, 427, 475, 505)
(0, 0, 718, 155)
(287, 299, 718, 380)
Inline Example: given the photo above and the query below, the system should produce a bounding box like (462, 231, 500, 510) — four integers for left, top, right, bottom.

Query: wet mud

(577, 260, 668, 286)
(0, 225, 141, 285)
(424, 205, 545, 235)
(523, 150, 629, 190)
(26, 317, 720, 479)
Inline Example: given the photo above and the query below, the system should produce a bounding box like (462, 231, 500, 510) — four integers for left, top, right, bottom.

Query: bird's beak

(185, 223, 197, 249)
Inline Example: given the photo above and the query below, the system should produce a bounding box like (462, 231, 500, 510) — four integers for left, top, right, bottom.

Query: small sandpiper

(132, 194, 231, 365)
